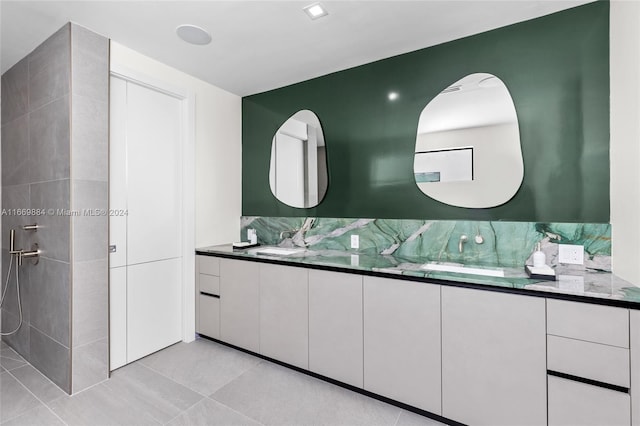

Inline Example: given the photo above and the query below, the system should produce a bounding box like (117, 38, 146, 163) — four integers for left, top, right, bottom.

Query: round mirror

(413, 73, 524, 208)
(269, 110, 328, 208)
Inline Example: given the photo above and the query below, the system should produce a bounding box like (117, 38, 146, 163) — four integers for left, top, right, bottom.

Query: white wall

(110, 42, 242, 248)
(610, 1, 640, 284)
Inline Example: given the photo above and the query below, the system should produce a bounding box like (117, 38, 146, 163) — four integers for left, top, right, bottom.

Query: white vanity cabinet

(196, 256, 221, 339)
(363, 276, 441, 414)
(259, 264, 309, 369)
(441, 286, 547, 426)
(548, 375, 630, 426)
(199, 253, 639, 426)
(219, 258, 261, 352)
(547, 299, 631, 426)
(632, 310, 640, 426)
(308, 270, 364, 387)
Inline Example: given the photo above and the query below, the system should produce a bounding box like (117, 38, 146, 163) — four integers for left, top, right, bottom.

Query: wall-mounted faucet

(19, 245, 40, 266)
(2, 227, 39, 336)
(279, 229, 299, 239)
(9, 229, 16, 253)
(8, 227, 40, 266)
(458, 234, 468, 253)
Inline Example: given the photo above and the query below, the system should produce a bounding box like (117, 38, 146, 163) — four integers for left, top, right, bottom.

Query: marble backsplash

(240, 217, 611, 271)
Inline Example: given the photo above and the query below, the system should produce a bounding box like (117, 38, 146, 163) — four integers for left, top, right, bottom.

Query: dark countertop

(196, 244, 640, 309)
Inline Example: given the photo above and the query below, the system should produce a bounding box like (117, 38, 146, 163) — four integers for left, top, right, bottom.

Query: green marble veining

(240, 216, 611, 270)
(621, 287, 640, 303)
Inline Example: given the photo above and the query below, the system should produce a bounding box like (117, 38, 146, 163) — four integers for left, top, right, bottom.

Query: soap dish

(525, 264, 556, 281)
(232, 241, 259, 250)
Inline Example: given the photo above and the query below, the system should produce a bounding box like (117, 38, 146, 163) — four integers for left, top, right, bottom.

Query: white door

(109, 75, 183, 370)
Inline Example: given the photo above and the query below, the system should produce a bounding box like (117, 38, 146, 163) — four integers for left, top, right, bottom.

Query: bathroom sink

(250, 247, 305, 256)
(422, 263, 505, 277)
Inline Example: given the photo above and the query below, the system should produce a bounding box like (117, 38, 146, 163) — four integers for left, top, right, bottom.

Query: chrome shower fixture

(8, 227, 40, 266)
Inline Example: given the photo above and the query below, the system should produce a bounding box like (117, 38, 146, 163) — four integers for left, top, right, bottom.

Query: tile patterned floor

(0, 338, 446, 426)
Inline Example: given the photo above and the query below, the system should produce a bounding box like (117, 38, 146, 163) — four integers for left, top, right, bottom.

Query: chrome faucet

(8, 228, 40, 266)
(279, 229, 299, 239)
(458, 235, 468, 253)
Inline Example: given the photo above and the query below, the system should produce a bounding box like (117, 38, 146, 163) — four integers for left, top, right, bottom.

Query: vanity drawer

(198, 294, 220, 339)
(198, 256, 220, 276)
(199, 274, 220, 296)
(547, 335, 630, 388)
(548, 375, 630, 426)
(547, 299, 629, 347)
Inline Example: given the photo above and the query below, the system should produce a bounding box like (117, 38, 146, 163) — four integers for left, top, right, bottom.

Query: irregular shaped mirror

(414, 73, 524, 208)
(269, 110, 328, 208)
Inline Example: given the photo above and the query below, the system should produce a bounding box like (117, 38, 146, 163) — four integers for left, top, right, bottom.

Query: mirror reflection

(269, 110, 328, 208)
(413, 73, 524, 208)
(414, 147, 473, 183)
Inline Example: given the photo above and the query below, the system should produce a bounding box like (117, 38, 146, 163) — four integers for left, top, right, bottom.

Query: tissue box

(525, 264, 556, 281)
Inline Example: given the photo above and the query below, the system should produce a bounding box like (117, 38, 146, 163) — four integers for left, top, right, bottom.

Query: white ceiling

(0, 0, 593, 96)
(418, 73, 518, 134)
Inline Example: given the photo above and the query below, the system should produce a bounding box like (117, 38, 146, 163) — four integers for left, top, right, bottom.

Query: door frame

(110, 62, 196, 344)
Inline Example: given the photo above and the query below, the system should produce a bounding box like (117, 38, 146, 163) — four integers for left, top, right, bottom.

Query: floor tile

(167, 398, 262, 426)
(1, 336, 449, 426)
(0, 347, 26, 371)
(139, 339, 260, 395)
(1, 405, 65, 426)
(395, 410, 447, 426)
(212, 361, 402, 426)
(0, 371, 43, 423)
(9, 364, 67, 404)
(48, 383, 160, 426)
(102, 362, 203, 424)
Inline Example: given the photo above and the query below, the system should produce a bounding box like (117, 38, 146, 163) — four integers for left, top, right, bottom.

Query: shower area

(1, 23, 109, 393)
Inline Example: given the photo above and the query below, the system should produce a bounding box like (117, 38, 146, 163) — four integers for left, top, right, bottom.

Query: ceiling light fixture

(176, 24, 212, 45)
(388, 92, 399, 101)
(303, 2, 329, 20)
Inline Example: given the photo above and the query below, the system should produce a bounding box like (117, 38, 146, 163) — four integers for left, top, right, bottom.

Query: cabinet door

(548, 375, 630, 426)
(259, 264, 308, 369)
(198, 294, 220, 339)
(441, 286, 546, 426)
(632, 310, 640, 426)
(309, 270, 363, 387)
(198, 256, 220, 276)
(219, 259, 260, 352)
(363, 277, 441, 413)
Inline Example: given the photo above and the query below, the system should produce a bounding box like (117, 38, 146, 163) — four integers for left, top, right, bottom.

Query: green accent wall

(242, 1, 610, 223)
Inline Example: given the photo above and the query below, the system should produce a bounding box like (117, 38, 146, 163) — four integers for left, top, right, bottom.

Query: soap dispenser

(247, 229, 257, 245)
(532, 242, 546, 267)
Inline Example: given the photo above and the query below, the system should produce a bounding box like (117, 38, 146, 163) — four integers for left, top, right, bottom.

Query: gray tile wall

(1, 23, 110, 394)
(70, 23, 109, 393)
(1, 24, 72, 393)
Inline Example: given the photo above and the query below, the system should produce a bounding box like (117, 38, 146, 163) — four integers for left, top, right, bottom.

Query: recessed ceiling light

(176, 24, 212, 45)
(388, 92, 399, 101)
(303, 2, 328, 20)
